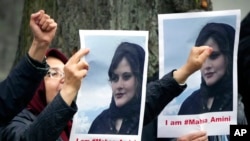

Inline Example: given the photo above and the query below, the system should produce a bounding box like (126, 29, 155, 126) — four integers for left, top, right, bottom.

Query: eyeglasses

(47, 68, 64, 79)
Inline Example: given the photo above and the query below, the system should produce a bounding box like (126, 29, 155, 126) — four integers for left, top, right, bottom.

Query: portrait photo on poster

(69, 30, 149, 141)
(157, 10, 241, 138)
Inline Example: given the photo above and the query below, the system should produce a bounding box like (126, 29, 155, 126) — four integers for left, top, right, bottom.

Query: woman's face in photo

(111, 57, 137, 108)
(201, 37, 227, 86)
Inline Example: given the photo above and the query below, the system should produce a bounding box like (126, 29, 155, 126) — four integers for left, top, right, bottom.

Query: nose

(202, 58, 212, 69)
(116, 78, 124, 89)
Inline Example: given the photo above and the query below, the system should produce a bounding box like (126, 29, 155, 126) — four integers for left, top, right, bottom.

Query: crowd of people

(0, 9, 249, 141)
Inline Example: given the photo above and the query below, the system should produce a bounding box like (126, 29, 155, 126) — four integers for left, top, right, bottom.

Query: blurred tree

(13, 0, 212, 78)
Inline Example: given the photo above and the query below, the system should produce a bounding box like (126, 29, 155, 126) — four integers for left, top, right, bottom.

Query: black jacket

(142, 70, 187, 141)
(143, 70, 186, 125)
(0, 54, 48, 125)
(0, 94, 77, 141)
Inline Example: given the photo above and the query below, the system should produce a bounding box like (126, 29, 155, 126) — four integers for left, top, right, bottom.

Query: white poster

(70, 30, 149, 141)
(157, 10, 241, 138)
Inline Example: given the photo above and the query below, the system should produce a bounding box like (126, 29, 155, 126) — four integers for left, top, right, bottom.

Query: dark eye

(110, 74, 118, 82)
(122, 73, 133, 81)
(209, 52, 221, 60)
(47, 70, 59, 77)
(51, 72, 59, 77)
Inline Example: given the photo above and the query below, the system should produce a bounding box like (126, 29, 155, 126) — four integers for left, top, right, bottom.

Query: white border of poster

(70, 30, 149, 141)
(157, 10, 240, 137)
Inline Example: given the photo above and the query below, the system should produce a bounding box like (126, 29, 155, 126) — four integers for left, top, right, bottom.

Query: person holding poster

(88, 42, 144, 135)
(0, 48, 90, 141)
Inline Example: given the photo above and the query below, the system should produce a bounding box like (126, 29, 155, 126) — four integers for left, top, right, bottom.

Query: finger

(46, 22, 57, 31)
(198, 46, 213, 61)
(30, 11, 41, 20)
(69, 48, 90, 64)
(39, 14, 50, 26)
(30, 10, 44, 25)
(77, 60, 89, 71)
(78, 69, 88, 78)
(35, 10, 45, 24)
(190, 131, 207, 139)
(41, 19, 51, 30)
(44, 19, 56, 31)
(31, 10, 44, 19)
(196, 135, 208, 141)
(41, 18, 56, 31)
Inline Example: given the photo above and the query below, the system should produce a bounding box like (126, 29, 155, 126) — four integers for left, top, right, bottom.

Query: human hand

(173, 46, 212, 84)
(60, 48, 90, 106)
(177, 131, 208, 141)
(28, 10, 57, 62)
(30, 10, 57, 45)
(184, 46, 213, 75)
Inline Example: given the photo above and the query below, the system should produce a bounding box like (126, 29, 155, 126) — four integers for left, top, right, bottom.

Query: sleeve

(0, 54, 49, 125)
(1, 94, 77, 141)
(143, 70, 187, 125)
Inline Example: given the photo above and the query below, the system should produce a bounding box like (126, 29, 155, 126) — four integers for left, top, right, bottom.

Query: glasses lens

(47, 68, 64, 79)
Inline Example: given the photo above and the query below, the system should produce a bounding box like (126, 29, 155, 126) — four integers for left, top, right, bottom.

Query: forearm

(173, 65, 192, 85)
(28, 39, 50, 62)
(60, 85, 78, 106)
(23, 94, 77, 141)
(144, 70, 186, 125)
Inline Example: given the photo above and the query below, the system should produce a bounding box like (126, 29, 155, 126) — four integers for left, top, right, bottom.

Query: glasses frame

(46, 68, 64, 79)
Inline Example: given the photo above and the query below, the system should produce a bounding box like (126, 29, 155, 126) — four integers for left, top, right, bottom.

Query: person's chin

(115, 101, 126, 108)
(206, 80, 216, 86)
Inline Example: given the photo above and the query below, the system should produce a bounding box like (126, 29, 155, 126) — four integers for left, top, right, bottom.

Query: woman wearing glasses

(1, 48, 90, 141)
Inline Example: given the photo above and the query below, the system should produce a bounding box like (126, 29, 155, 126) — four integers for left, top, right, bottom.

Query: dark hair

(195, 22, 235, 84)
(108, 42, 145, 97)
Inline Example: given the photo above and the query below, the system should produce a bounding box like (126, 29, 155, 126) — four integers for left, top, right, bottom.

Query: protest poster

(158, 10, 241, 138)
(70, 30, 148, 141)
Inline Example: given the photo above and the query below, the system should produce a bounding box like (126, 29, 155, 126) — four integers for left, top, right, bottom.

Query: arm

(1, 94, 77, 141)
(0, 10, 57, 124)
(144, 70, 187, 125)
(1, 49, 90, 141)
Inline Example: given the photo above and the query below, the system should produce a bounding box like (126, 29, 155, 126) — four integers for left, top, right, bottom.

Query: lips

(115, 93, 125, 98)
(204, 72, 214, 78)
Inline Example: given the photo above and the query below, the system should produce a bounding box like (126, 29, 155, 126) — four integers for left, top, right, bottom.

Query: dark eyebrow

(211, 51, 220, 54)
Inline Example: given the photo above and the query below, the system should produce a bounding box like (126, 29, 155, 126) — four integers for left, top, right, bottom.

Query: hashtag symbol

(184, 120, 188, 125)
